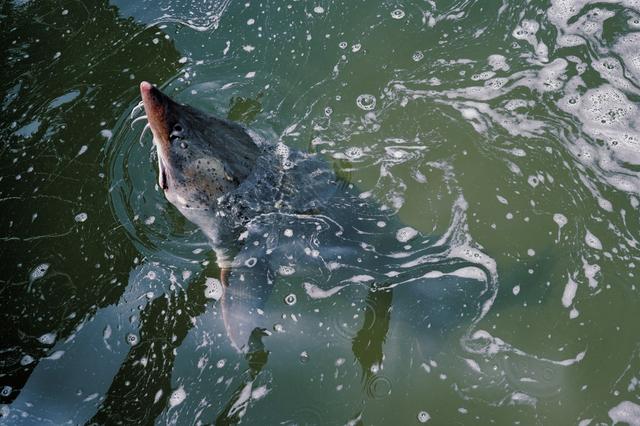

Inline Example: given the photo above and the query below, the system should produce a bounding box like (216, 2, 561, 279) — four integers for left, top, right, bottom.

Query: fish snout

(139, 81, 170, 140)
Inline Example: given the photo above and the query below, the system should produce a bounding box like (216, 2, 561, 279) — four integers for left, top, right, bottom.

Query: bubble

(204, 277, 223, 300)
(412, 51, 424, 62)
(338, 41, 348, 49)
(324, 107, 333, 116)
(351, 43, 361, 53)
(74, 212, 88, 222)
(391, 9, 405, 19)
(313, 5, 324, 13)
(38, 333, 56, 345)
(216, 359, 226, 368)
(273, 323, 285, 333)
(169, 386, 186, 407)
(126, 333, 139, 346)
(20, 355, 34, 366)
(30, 263, 50, 281)
(1, 386, 12, 397)
(244, 257, 258, 268)
(553, 213, 568, 228)
(396, 226, 418, 243)
(471, 71, 495, 81)
(284, 293, 297, 306)
(366, 375, 392, 399)
(299, 351, 310, 363)
(356, 94, 376, 111)
(345, 147, 363, 159)
(279, 265, 295, 276)
(284, 229, 294, 237)
(418, 411, 431, 423)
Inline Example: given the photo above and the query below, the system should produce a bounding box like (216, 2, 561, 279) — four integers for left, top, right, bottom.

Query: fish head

(139, 81, 261, 212)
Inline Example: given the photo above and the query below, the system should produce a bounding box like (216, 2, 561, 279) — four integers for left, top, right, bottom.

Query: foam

(561, 276, 578, 307)
(169, 386, 187, 407)
(608, 400, 640, 426)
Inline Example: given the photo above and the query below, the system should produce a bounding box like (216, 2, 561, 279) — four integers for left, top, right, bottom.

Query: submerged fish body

(139, 82, 493, 354)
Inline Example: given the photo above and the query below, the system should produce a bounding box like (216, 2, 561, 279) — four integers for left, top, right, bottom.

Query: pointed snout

(139, 81, 170, 141)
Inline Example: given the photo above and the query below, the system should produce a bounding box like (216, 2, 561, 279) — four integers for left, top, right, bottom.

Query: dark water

(2, 0, 640, 424)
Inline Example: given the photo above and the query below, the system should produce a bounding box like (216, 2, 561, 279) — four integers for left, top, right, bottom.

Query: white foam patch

(558, 84, 640, 193)
(303, 282, 347, 299)
(466, 329, 586, 366)
(582, 258, 601, 288)
(609, 400, 640, 426)
(345, 275, 375, 283)
(204, 277, 223, 301)
(396, 226, 418, 242)
(585, 230, 603, 250)
(561, 276, 578, 308)
(169, 386, 186, 407)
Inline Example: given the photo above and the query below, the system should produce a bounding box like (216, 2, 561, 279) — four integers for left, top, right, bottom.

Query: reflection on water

(2, 0, 640, 424)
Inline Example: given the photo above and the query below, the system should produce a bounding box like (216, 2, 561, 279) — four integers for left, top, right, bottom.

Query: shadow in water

(88, 263, 214, 424)
(0, 0, 180, 409)
(352, 284, 393, 382)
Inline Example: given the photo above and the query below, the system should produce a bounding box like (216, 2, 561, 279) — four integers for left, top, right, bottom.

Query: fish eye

(174, 124, 183, 132)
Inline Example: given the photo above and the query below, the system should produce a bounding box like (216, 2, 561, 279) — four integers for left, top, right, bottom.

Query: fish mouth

(158, 154, 169, 191)
(140, 81, 171, 191)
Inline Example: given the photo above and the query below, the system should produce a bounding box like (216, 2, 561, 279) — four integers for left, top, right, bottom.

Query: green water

(2, 0, 640, 424)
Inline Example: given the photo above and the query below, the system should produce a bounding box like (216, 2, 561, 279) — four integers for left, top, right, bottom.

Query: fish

(138, 81, 496, 358)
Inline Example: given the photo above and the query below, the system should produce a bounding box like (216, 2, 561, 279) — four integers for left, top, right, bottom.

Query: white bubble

(38, 333, 56, 345)
(418, 411, 431, 423)
(74, 212, 88, 222)
(20, 355, 34, 365)
(126, 333, 139, 346)
(553, 213, 568, 228)
(313, 5, 324, 13)
(412, 51, 424, 62)
(356, 94, 376, 111)
(30, 263, 50, 281)
(284, 293, 297, 305)
(345, 147, 363, 159)
(284, 229, 294, 237)
(391, 9, 405, 19)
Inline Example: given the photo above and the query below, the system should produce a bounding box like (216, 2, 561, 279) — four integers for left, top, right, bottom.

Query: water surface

(2, 0, 640, 424)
